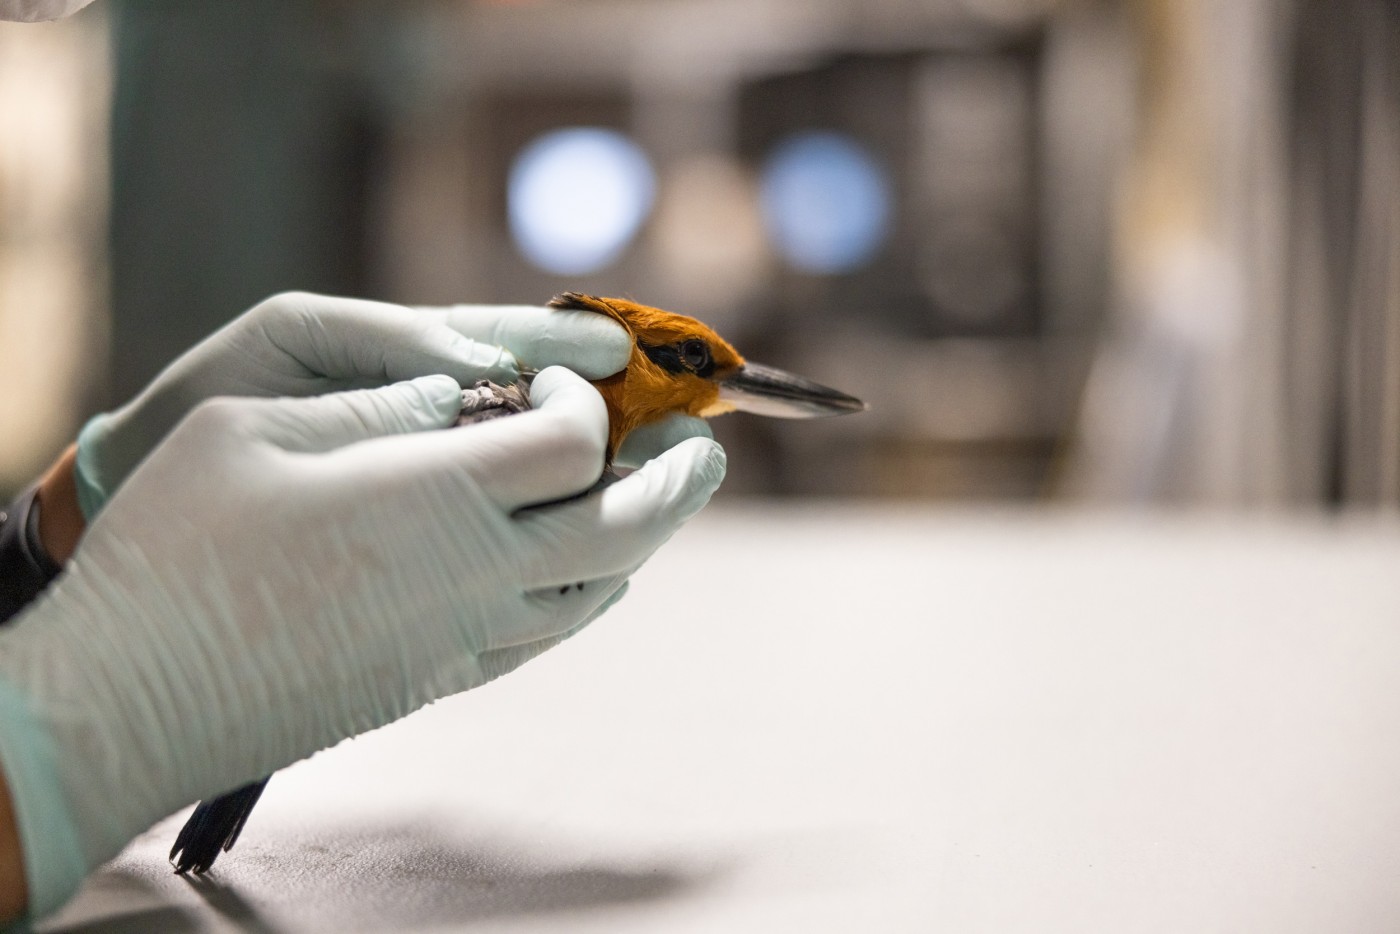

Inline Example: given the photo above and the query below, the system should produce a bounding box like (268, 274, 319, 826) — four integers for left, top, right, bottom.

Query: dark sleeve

(0, 486, 64, 625)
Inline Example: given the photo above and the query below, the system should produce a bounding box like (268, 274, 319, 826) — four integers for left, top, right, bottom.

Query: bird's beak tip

(718, 361, 866, 419)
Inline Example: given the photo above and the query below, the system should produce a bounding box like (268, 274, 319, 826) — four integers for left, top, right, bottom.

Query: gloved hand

(74, 291, 635, 519)
(0, 368, 725, 919)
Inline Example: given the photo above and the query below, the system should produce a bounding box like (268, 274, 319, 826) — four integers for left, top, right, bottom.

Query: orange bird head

(546, 292, 865, 456)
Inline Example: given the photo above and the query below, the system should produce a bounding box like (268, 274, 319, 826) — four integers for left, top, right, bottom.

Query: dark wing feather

(169, 778, 269, 874)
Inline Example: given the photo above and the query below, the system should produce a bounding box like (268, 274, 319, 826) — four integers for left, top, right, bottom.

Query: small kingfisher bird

(169, 292, 866, 874)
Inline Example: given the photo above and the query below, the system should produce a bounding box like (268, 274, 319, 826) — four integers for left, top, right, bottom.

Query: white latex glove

(615, 414, 713, 469)
(0, 368, 725, 919)
(0, 0, 95, 22)
(75, 291, 633, 518)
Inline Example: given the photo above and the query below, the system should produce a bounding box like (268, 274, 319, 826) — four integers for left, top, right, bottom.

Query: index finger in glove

(254, 291, 519, 388)
(419, 303, 631, 380)
(511, 436, 726, 590)
(328, 366, 611, 513)
(235, 375, 464, 454)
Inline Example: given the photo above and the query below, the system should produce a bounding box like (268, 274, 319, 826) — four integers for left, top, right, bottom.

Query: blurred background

(0, 0, 1395, 507)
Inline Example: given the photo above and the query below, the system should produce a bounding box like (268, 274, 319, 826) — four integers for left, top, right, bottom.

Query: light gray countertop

(39, 506, 1400, 932)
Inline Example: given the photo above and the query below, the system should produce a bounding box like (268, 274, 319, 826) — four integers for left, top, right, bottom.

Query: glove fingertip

(444, 330, 520, 384)
(675, 437, 727, 518)
(415, 373, 465, 406)
(613, 415, 714, 469)
(549, 314, 631, 380)
(73, 416, 113, 521)
(630, 436, 726, 523)
(689, 437, 728, 492)
(590, 321, 633, 375)
(400, 374, 467, 430)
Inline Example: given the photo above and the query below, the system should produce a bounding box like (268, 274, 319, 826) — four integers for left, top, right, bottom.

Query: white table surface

(38, 505, 1400, 933)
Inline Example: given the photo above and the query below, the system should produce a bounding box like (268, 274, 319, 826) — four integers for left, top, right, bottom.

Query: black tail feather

(169, 777, 270, 874)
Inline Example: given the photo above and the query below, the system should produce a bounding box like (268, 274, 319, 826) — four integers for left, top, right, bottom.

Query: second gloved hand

(0, 368, 724, 918)
(74, 291, 633, 518)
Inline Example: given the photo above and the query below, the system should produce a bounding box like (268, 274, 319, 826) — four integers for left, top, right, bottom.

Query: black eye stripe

(639, 339, 716, 378)
(640, 341, 686, 374)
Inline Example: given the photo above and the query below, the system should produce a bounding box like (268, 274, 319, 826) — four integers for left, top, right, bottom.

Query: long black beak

(718, 361, 867, 419)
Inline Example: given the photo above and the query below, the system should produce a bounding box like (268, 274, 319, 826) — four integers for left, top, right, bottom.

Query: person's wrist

(0, 763, 28, 924)
(35, 445, 84, 565)
(0, 671, 87, 923)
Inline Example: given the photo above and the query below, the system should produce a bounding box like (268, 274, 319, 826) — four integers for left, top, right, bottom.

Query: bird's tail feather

(169, 777, 270, 874)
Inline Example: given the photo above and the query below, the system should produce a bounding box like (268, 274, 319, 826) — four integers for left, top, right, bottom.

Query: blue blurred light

(760, 131, 892, 274)
(508, 128, 656, 276)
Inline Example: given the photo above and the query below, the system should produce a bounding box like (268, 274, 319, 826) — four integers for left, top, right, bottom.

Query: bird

(168, 292, 865, 874)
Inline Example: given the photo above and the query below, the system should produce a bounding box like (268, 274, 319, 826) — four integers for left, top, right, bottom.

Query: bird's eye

(680, 339, 711, 371)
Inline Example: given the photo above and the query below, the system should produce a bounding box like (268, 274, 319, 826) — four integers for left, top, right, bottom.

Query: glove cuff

(71, 417, 111, 523)
(0, 677, 86, 921)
